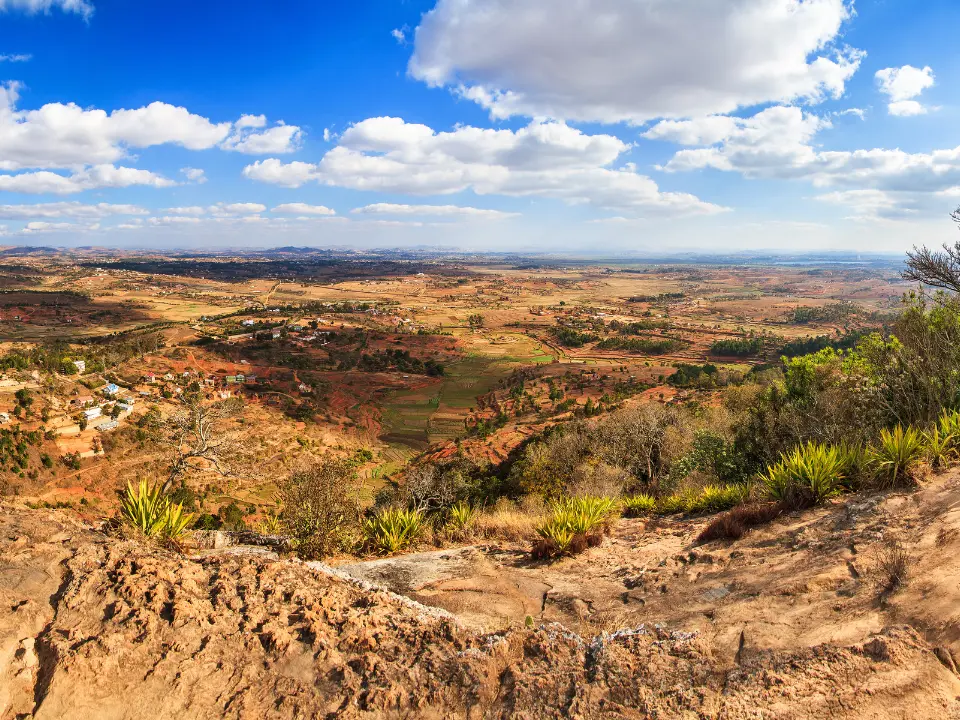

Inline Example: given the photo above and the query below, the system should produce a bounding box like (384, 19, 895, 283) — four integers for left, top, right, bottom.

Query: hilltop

(4, 467, 960, 719)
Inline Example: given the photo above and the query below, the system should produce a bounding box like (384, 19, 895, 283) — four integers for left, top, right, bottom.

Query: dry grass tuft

(695, 502, 783, 544)
(874, 536, 909, 595)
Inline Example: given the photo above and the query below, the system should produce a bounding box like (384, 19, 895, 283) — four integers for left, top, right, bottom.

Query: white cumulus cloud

(352, 203, 517, 219)
(0, 165, 175, 194)
(875, 65, 935, 116)
(271, 203, 337, 216)
(244, 117, 725, 218)
(409, 0, 862, 123)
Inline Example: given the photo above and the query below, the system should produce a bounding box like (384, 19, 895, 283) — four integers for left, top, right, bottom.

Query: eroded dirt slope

(2, 491, 960, 719)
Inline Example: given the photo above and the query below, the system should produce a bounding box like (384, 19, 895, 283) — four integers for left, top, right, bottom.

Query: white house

(72, 360, 86, 374)
(83, 407, 102, 420)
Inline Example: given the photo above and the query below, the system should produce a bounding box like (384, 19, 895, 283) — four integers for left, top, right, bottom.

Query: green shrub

(279, 460, 360, 559)
(869, 425, 926, 488)
(362, 508, 425, 554)
(120, 480, 194, 541)
(760, 442, 845, 509)
(622, 493, 657, 517)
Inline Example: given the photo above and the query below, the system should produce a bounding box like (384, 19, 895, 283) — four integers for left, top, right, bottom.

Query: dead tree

(902, 207, 960, 293)
(162, 394, 243, 493)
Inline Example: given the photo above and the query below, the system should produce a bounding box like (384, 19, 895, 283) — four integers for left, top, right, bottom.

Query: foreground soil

(4, 473, 960, 719)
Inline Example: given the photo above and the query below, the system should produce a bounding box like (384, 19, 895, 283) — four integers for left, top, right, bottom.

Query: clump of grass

(695, 502, 783, 544)
(532, 496, 617, 559)
(622, 493, 657, 517)
(362, 507, 425, 555)
(120, 479, 194, 542)
(761, 442, 845, 509)
(873, 536, 909, 595)
(869, 425, 926, 488)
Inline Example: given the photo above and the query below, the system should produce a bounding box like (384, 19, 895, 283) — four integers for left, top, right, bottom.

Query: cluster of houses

(68, 382, 138, 433)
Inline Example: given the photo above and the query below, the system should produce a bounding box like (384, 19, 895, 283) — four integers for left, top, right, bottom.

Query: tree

(903, 207, 960, 292)
(162, 393, 244, 492)
(468, 313, 485, 329)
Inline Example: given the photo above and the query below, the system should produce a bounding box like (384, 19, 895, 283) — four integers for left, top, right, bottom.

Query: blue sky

(2, 0, 960, 253)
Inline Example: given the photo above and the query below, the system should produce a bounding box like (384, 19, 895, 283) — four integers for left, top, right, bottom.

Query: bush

(696, 502, 783, 543)
(869, 425, 926, 488)
(622, 493, 657, 517)
(760, 442, 846, 509)
(279, 460, 360, 559)
(362, 508, 426, 554)
(119, 480, 194, 542)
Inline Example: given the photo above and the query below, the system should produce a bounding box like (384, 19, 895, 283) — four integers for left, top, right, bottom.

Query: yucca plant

(656, 489, 699, 515)
(761, 442, 845, 509)
(869, 425, 926, 488)
(938, 409, 960, 445)
(446, 501, 475, 534)
(256, 512, 282, 535)
(120, 479, 194, 541)
(835, 441, 867, 490)
(693, 484, 747, 514)
(924, 425, 955, 470)
(622, 493, 657, 517)
(534, 515, 576, 555)
(532, 496, 616, 559)
(362, 507, 425, 554)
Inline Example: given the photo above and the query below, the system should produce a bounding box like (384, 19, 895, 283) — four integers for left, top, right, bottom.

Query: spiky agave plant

(870, 425, 926, 488)
(621, 493, 657, 517)
(924, 425, 956, 470)
(447, 501, 475, 533)
(761, 442, 845, 508)
(120, 479, 194, 541)
(362, 507, 425, 554)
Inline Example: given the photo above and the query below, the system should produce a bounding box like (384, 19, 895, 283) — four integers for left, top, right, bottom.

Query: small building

(225, 376, 238, 384)
(272, 331, 282, 339)
(116, 403, 134, 414)
(98, 421, 119, 432)
(144, 372, 157, 383)
(245, 374, 257, 383)
(83, 407, 102, 420)
(103, 383, 120, 396)
(73, 360, 86, 374)
(298, 383, 310, 393)
(71, 395, 95, 408)
(0, 413, 9, 425)
(242, 319, 256, 326)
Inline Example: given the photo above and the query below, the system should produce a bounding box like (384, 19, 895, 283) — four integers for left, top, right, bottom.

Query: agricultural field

(0, 249, 910, 517)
